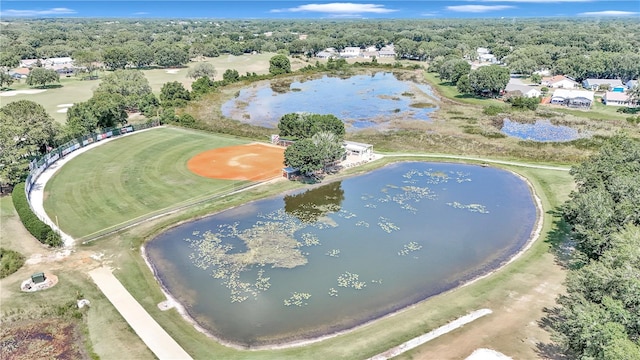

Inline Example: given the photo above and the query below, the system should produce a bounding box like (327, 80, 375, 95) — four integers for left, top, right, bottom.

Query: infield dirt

(187, 143, 285, 181)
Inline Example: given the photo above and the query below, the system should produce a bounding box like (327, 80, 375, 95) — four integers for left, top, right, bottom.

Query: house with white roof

(551, 89, 594, 108)
(340, 47, 361, 58)
(602, 91, 631, 107)
(582, 78, 625, 92)
(504, 83, 541, 98)
(378, 45, 396, 58)
(542, 75, 579, 89)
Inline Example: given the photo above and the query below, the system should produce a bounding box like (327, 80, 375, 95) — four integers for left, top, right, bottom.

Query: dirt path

(384, 153, 571, 172)
(88, 267, 193, 360)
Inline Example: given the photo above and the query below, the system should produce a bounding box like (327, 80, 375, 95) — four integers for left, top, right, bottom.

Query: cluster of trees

(66, 69, 157, 138)
(2, 18, 639, 82)
(25, 67, 60, 88)
(549, 135, 640, 358)
(454, 65, 511, 97)
(280, 113, 345, 175)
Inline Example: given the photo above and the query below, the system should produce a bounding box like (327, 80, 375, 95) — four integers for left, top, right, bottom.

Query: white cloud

(0, 7, 76, 17)
(271, 3, 397, 14)
(447, 5, 515, 13)
(132, 12, 149, 15)
(578, 10, 639, 16)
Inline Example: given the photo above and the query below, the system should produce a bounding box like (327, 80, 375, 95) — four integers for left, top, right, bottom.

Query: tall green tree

(284, 138, 324, 175)
(439, 59, 471, 84)
(25, 67, 59, 88)
(277, 113, 344, 140)
(223, 69, 240, 83)
(468, 65, 510, 97)
(160, 81, 191, 107)
(94, 69, 152, 111)
(312, 131, 344, 168)
(269, 54, 291, 75)
(187, 62, 216, 79)
(0, 72, 14, 89)
(191, 76, 216, 98)
(102, 47, 130, 70)
(154, 45, 189, 67)
(0, 100, 58, 185)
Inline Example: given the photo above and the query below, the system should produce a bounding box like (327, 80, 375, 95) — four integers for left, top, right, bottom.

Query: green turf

(43, 127, 250, 239)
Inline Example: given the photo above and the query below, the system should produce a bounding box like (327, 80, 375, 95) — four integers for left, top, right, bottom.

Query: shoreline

(140, 162, 546, 351)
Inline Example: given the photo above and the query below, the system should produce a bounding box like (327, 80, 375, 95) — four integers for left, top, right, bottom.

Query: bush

(11, 183, 62, 247)
(0, 248, 25, 278)
(482, 105, 505, 116)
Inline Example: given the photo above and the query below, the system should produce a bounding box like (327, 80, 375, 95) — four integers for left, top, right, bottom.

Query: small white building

(343, 141, 373, 159)
(378, 45, 396, 58)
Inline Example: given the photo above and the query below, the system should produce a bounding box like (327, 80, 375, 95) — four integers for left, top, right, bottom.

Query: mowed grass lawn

(43, 127, 251, 239)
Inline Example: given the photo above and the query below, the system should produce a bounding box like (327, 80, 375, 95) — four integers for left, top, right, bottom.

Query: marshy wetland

(221, 71, 439, 130)
(146, 161, 538, 347)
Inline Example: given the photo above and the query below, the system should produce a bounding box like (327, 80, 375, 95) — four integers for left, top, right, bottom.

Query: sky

(0, 1, 638, 19)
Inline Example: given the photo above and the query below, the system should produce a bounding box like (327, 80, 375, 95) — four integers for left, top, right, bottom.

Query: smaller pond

(221, 72, 438, 131)
(501, 118, 589, 142)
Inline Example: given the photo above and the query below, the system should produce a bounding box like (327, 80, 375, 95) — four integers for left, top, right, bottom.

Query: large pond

(146, 162, 538, 347)
(221, 72, 438, 130)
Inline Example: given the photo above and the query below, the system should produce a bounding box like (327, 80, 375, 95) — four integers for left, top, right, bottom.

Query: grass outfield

(43, 127, 253, 239)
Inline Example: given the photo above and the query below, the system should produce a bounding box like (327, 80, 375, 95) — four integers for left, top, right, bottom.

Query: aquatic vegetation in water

(446, 202, 489, 214)
(325, 249, 341, 257)
(377, 216, 400, 233)
(337, 272, 367, 290)
(501, 118, 588, 142)
(328, 288, 339, 297)
(355, 220, 370, 227)
(398, 242, 423, 256)
(299, 232, 321, 247)
(284, 292, 311, 307)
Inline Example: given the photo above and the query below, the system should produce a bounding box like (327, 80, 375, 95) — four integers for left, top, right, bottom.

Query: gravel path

(89, 267, 193, 360)
(367, 309, 493, 360)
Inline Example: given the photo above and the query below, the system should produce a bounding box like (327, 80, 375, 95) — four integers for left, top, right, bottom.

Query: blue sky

(0, 1, 638, 19)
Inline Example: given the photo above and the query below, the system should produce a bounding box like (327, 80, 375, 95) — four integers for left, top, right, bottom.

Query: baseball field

(43, 127, 285, 239)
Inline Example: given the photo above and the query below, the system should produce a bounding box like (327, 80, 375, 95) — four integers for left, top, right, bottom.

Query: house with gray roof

(582, 78, 625, 91)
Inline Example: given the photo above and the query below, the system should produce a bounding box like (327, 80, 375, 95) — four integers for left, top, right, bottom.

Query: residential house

(378, 45, 396, 58)
(9, 67, 30, 79)
(362, 46, 379, 59)
(602, 91, 631, 107)
(626, 79, 638, 89)
(339, 47, 361, 58)
(542, 75, 579, 89)
(550, 89, 594, 108)
(316, 48, 337, 59)
(582, 78, 625, 92)
(476, 47, 498, 64)
(504, 83, 542, 98)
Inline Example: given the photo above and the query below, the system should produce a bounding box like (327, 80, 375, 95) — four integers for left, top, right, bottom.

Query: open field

(43, 127, 254, 239)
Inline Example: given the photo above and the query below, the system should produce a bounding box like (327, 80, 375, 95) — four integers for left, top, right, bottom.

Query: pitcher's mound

(187, 143, 285, 181)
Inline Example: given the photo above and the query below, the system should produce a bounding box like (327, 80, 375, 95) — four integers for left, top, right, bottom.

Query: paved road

(89, 267, 193, 360)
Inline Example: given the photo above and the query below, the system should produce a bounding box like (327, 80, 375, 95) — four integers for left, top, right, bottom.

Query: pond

(220, 72, 439, 131)
(145, 162, 538, 347)
(501, 118, 589, 142)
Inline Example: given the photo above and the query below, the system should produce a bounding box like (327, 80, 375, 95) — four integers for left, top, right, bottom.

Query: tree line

(546, 135, 640, 359)
(1, 18, 639, 82)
